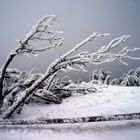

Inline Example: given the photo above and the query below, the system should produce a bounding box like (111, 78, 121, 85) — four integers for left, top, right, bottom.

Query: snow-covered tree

(120, 68, 140, 86)
(110, 67, 140, 86)
(0, 15, 63, 105)
(50, 76, 72, 90)
(110, 73, 126, 85)
(90, 69, 112, 84)
(90, 69, 99, 81)
(135, 67, 140, 77)
(121, 75, 139, 86)
(1, 15, 140, 119)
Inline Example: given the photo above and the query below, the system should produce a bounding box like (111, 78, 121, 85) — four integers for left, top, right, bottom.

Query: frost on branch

(16, 15, 63, 55)
(1, 15, 140, 118)
(0, 15, 63, 105)
(53, 34, 139, 77)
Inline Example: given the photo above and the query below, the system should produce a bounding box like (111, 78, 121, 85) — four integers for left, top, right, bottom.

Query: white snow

(15, 86, 140, 119)
(0, 86, 140, 140)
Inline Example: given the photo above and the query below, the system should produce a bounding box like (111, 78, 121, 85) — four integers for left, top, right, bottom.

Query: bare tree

(0, 15, 63, 105)
(2, 26, 140, 118)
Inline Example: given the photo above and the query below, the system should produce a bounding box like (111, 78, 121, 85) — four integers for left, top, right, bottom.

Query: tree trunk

(33, 93, 62, 104)
(0, 112, 140, 125)
(0, 53, 16, 106)
(2, 71, 53, 119)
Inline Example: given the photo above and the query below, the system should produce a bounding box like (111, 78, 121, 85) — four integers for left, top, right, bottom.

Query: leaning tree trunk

(2, 70, 54, 119)
(0, 15, 62, 106)
(0, 53, 16, 106)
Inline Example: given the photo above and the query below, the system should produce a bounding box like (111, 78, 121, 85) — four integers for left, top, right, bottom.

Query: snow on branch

(16, 15, 63, 56)
(56, 35, 140, 71)
(2, 28, 140, 118)
(0, 15, 63, 105)
(33, 33, 140, 84)
(97, 35, 130, 53)
(45, 32, 110, 75)
(60, 32, 110, 60)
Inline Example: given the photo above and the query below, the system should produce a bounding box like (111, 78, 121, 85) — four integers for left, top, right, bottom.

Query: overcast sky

(0, 0, 140, 80)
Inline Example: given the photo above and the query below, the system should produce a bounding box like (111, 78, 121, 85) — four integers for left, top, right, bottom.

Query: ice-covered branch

(2, 27, 140, 118)
(43, 36, 139, 82)
(0, 15, 63, 105)
(60, 32, 109, 60)
(44, 32, 109, 77)
(16, 15, 63, 55)
(97, 35, 130, 53)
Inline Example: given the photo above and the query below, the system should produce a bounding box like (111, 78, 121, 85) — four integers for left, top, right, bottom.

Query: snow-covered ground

(15, 86, 140, 120)
(0, 86, 140, 140)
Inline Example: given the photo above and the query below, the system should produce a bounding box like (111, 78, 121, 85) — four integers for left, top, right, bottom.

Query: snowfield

(15, 86, 140, 119)
(0, 86, 140, 140)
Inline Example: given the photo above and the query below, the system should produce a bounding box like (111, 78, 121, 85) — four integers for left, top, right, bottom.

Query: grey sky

(0, 0, 140, 80)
